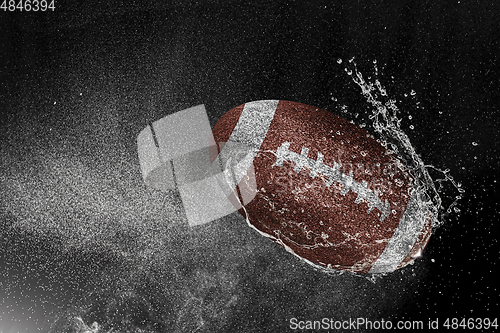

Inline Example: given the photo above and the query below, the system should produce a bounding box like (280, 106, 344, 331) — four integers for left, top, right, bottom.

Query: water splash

(337, 58, 464, 229)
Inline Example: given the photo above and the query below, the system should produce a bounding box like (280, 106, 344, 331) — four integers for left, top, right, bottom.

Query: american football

(212, 100, 434, 274)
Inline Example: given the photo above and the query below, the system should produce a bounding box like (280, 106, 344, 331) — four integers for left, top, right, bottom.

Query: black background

(0, 1, 498, 332)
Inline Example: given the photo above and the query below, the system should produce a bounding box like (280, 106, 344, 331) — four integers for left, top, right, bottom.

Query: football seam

(273, 141, 391, 221)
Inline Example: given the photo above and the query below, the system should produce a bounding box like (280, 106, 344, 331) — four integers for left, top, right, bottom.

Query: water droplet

(338, 60, 463, 234)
